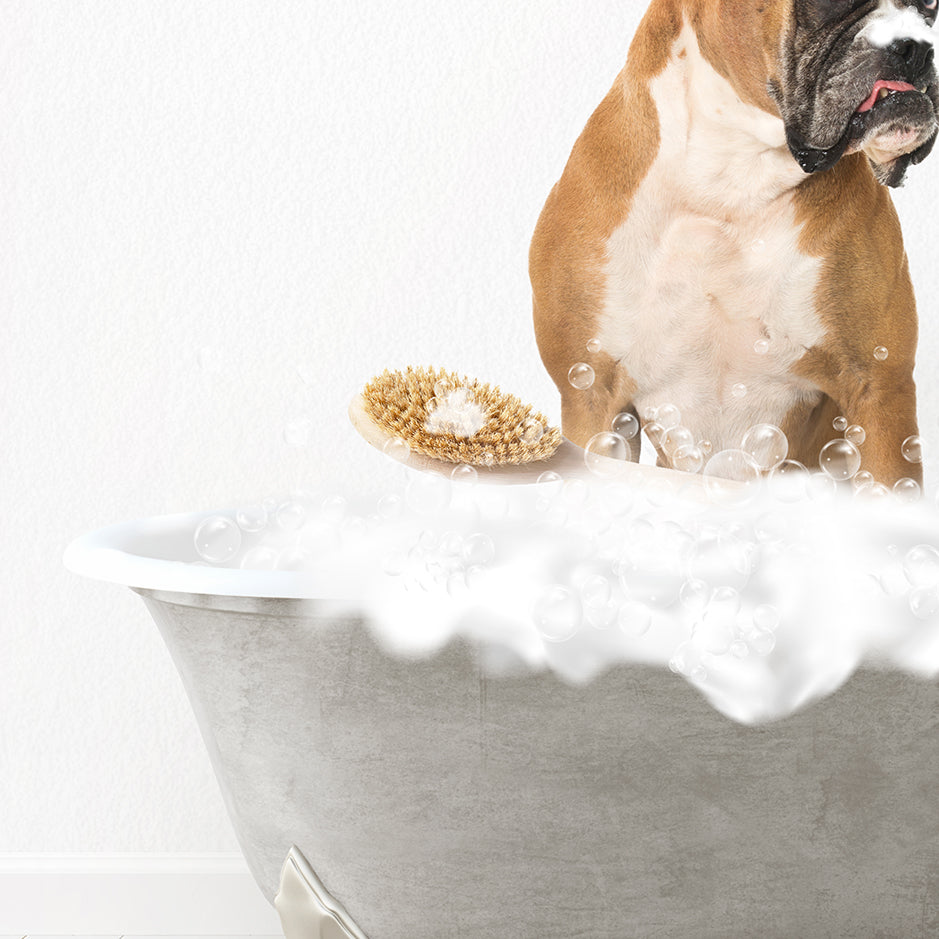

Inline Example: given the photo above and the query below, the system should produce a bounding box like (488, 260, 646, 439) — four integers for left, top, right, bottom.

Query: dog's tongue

(857, 80, 917, 113)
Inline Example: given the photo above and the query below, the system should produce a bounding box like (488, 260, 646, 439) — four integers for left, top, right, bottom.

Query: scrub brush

(358, 366, 561, 466)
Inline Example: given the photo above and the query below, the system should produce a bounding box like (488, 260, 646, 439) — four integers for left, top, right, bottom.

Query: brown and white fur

(531, 0, 938, 486)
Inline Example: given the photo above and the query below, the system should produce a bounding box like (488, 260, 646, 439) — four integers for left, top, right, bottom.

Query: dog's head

(691, 0, 939, 186)
(775, 0, 939, 186)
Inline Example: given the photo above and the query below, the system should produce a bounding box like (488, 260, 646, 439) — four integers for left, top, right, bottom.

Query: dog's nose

(886, 38, 935, 78)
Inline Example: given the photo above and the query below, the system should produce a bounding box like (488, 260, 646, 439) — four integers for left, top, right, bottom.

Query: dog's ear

(868, 129, 938, 188)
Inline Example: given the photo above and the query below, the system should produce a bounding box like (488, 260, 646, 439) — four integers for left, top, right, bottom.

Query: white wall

(2, 0, 938, 858)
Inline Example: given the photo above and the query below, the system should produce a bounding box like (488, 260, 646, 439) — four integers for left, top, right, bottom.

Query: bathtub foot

(274, 845, 369, 939)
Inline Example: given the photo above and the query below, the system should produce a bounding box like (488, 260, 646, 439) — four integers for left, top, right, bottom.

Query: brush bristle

(362, 366, 561, 466)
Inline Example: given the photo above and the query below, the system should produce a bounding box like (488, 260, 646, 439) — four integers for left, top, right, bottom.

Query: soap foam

(196, 469, 939, 726)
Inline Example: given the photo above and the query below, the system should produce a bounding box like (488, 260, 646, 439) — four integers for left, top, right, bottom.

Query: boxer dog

(531, 0, 938, 486)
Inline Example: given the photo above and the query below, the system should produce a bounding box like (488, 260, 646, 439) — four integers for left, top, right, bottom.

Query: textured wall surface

(2, 1, 938, 852)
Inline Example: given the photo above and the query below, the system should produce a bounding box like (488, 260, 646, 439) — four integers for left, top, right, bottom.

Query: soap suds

(193, 469, 939, 726)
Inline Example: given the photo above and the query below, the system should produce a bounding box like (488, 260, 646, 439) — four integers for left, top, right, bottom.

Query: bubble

(515, 417, 544, 446)
(749, 628, 777, 656)
(678, 578, 709, 615)
(698, 439, 713, 456)
(235, 504, 268, 532)
(873, 345, 889, 361)
(618, 554, 683, 606)
(663, 426, 695, 456)
(383, 436, 412, 463)
(438, 531, 462, 556)
(611, 412, 640, 440)
(753, 338, 770, 355)
(753, 604, 780, 631)
(462, 532, 495, 567)
(819, 439, 861, 481)
(703, 449, 761, 504)
(672, 444, 705, 474)
(445, 570, 470, 598)
(910, 585, 939, 619)
(586, 601, 618, 630)
(618, 599, 652, 637)
(711, 584, 741, 613)
(275, 501, 307, 531)
(668, 640, 702, 676)
(532, 585, 582, 642)
(586, 337, 602, 354)
(584, 431, 631, 477)
(730, 640, 750, 658)
(905, 580, 939, 620)
(657, 404, 682, 430)
(741, 423, 788, 471)
(568, 363, 595, 390)
(418, 529, 439, 551)
(580, 574, 612, 607)
(893, 477, 921, 503)
(193, 516, 242, 563)
(451, 463, 478, 484)
(645, 421, 667, 448)
(833, 416, 848, 432)
(377, 492, 403, 519)
(731, 383, 747, 398)
(901, 435, 923, 463)
(642, 405, 659, 421)
(406, 472, 451, 515)
(844, 424, 866, 446)
(852, 470, 875, 493)
(751, 238, 766, 252)
(768, 459, 809, 502)
(433, 377, 454, 399)
(537, 469, 563, 489)
(284, 416, 312, 448)
(239, 545, 279, 570)
(902, 544, 939, 588)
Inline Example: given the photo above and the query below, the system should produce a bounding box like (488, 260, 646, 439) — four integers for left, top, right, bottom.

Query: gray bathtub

(66, 509, 939, 937)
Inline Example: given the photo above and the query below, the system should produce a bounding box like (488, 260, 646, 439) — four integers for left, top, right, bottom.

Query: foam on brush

(362, 366, 561, 466)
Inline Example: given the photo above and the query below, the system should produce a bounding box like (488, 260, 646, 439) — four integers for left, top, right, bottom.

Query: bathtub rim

(63, 509, 354, 600)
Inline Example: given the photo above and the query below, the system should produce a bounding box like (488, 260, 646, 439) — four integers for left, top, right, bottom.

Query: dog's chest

(598, 194, 825, 447)
(595, 26, 827, 449)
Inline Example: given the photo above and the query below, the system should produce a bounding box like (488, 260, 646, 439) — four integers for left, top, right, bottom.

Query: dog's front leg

(796, 348, 923, 489)
(536, 320, 641, 460)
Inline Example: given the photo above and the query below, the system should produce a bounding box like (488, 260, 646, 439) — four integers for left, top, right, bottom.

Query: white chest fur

(596, 23, 827, 453)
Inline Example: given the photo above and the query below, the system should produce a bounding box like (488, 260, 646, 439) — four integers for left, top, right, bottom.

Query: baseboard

(0, 853, 282, 935)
